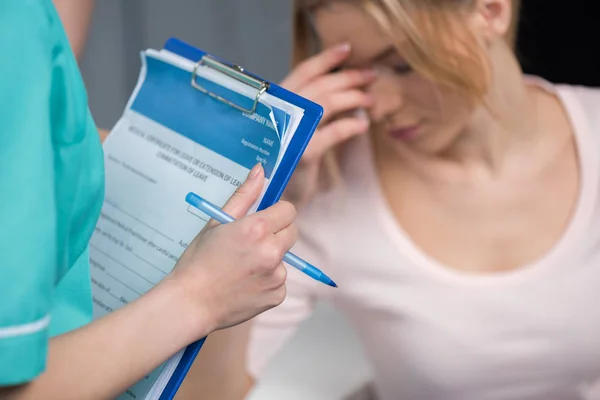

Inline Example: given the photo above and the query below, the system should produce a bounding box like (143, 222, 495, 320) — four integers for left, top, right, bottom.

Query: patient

(164, 0, 600, 399)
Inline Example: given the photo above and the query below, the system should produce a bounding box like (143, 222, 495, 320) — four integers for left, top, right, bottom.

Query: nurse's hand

(168, 163, 297, 337)
(280, 43, 375, 208)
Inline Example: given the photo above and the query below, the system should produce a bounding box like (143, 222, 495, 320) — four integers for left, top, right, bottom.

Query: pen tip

(328, 279, 338, 288)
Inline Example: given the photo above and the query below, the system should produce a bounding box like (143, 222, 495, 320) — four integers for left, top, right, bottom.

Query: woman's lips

(389, 124, 421, 141)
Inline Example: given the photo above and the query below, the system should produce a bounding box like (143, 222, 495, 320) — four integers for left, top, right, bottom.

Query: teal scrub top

(0, 0, 105, 385)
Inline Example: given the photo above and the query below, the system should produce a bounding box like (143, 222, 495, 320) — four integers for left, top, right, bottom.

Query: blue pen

(185, 192, 338, 288)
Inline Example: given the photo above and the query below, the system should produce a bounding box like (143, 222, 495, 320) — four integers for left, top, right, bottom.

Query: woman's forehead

(313, 2, 397, 65)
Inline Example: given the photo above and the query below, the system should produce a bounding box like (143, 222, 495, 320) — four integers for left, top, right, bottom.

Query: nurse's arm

(0, 279, 210, 400)
(0, 170, 295, 400)
(98, 127, 109, 142)
(52, 0, 95, 61)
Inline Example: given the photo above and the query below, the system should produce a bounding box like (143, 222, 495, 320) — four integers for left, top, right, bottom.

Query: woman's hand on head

(167, 164, 297, 337)
(281, 44, 375, 207)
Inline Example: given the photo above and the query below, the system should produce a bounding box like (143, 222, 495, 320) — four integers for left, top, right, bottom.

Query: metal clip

(191, 55, 269, 114)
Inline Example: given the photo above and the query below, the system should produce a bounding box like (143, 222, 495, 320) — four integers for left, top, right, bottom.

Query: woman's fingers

(281, 43, 352, 90)
(302, 117, 370, 163)
(302, 69, 376, 99)
(319, 90, 374, 122)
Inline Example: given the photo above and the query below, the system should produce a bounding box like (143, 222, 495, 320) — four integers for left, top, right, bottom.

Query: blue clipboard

(156, 37, 323, 400)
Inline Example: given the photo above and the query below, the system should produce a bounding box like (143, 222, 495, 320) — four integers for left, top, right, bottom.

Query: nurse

(0, 1, 296, 398)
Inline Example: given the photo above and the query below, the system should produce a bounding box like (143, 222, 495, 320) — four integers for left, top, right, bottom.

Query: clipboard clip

(191, 55, 269, 115)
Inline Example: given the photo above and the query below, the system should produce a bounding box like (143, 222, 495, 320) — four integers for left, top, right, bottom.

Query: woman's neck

(445, 44, 538, 170)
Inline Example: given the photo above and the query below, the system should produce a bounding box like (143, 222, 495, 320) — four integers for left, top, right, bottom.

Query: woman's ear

(470, 0, 512, 43)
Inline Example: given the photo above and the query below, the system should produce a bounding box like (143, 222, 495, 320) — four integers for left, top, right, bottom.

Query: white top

(247, 80, 600, 400)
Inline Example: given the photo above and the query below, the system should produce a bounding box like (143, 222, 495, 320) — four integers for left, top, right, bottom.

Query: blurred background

(78, 1, 598, 399)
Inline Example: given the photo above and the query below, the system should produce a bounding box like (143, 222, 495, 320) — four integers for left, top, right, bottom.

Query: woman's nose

(368, 76, 404, 122)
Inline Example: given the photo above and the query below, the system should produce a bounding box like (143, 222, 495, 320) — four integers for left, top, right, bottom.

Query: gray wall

(80, 0, 293, 129)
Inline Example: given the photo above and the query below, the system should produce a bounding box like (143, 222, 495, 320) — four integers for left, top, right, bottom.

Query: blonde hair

(292, 0, 521, 188)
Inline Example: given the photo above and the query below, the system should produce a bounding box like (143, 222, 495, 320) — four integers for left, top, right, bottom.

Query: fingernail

(248, 163, 262, 180)
(334, 43, 351, 54)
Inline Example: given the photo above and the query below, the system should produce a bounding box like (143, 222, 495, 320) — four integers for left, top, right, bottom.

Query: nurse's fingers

(206, 163, 264, 229)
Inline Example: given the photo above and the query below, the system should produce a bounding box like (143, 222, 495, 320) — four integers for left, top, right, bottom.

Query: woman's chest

(332, 245, 600, 399)
(380, 166, 581, 274)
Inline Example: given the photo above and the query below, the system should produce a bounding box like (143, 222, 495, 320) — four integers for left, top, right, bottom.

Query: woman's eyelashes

(393, 64, 413, 75)
(331, 60, 412, 76)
